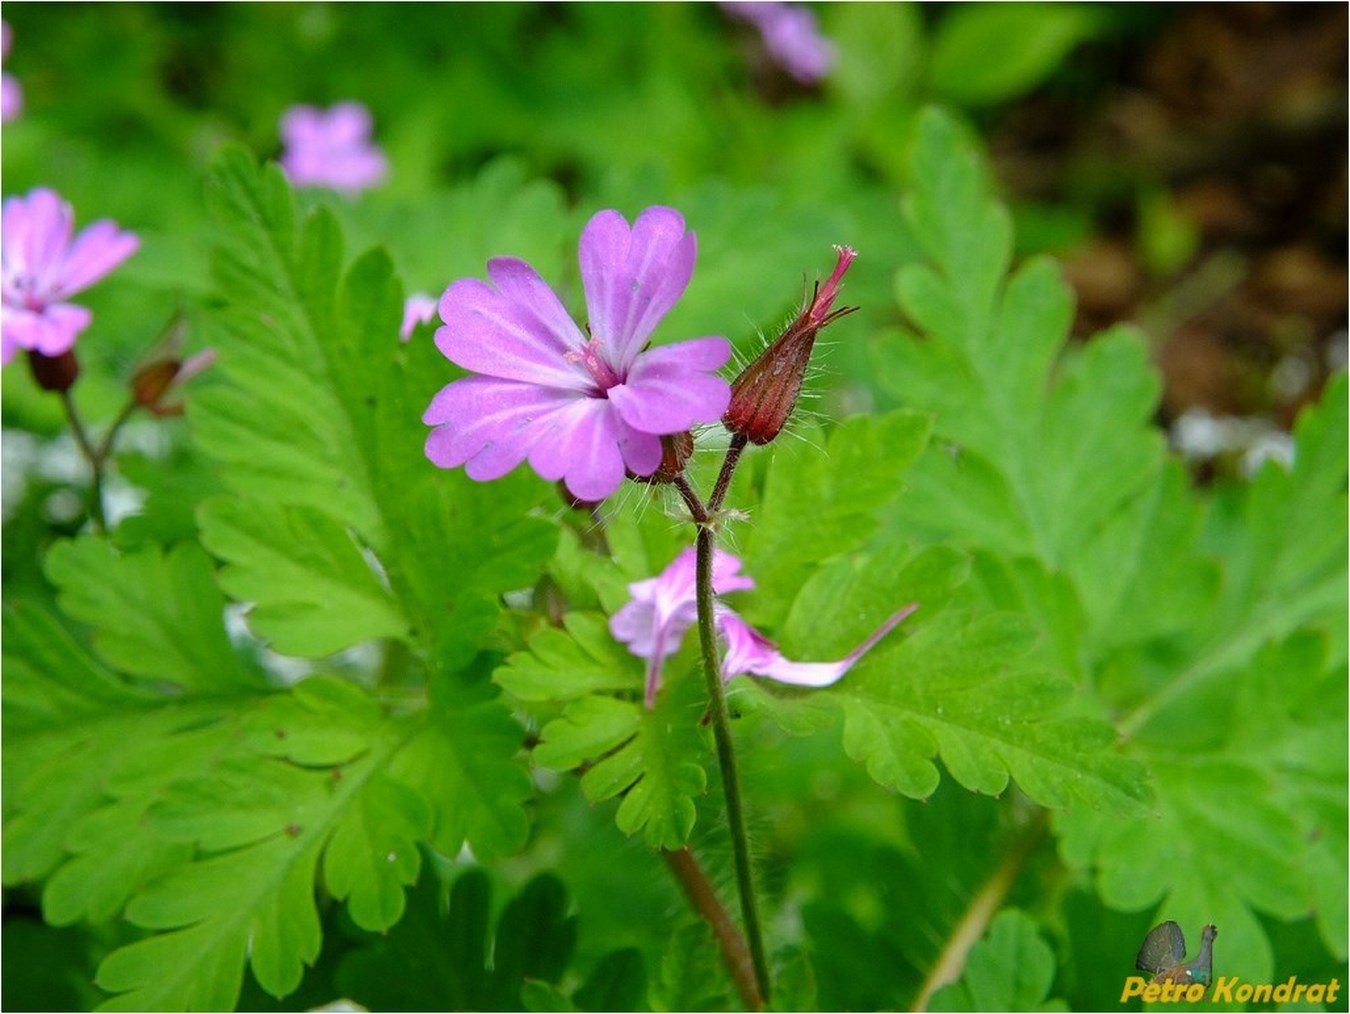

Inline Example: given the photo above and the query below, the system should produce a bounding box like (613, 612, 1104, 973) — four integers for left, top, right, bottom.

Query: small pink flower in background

(1, 188, 140, 365)
(278, 101, 388, 194)
(722, 2, 836, 84)
(424, 206, 732, 502)
(2, 21, 21, 123)
(400, 292, 438, 342)
(611, 547, 918, 705)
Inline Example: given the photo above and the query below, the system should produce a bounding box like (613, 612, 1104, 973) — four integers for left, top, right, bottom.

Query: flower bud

(130, 348, 216, 417)
(27, 349, 80, 393)
(635, 431, 694, 484)
(723, 244, 857, 445)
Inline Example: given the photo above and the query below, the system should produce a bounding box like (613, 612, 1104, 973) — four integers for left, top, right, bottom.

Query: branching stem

(59, 390, 137, 535)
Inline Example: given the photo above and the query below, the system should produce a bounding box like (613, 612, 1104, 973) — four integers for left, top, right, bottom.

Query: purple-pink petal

(436, 266, 590, 390)
(610, 547, 756, 706)
(580, 206, 697, 374)
(423, 374, 575, 478)
(56, 220, 140, 297)
(608, 337, 732, 434)
(719, 603, 919, 687)
(526, 398, 629, 502)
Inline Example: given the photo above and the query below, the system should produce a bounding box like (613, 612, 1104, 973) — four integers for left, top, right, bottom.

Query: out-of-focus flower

(723, 244, 856, 445)
(722, 2, 836, 85)
(1, 188, 139, 366)
(132, 348, 216, 416)
(611, 547, 918, 705)
(2, 21, 21, 123)
(423, 206, 731, 502)
(278, 101, 388, 194)
(400, 292, 438, 342)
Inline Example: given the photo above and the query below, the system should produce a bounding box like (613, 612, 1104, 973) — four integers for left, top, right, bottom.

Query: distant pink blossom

(2, 21, 21, 123)
(278, 101, 388, 194)
(1, 188, 139, 365)
(610, 547, 918, 706)
(723, 2, 836, 84)
(423, 206, 732, 502)
(400, 292, 438, 341)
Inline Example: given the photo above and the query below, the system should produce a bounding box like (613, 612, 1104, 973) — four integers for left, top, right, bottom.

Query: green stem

(59, 389, 110, 535)
(694, 522, 771, 1004)
(909, 811, 1047, 1012)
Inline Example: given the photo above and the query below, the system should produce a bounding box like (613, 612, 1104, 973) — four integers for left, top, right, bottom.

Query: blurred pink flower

(2, 21, 21, 123)
(611, 547, 918, 705)
(1, 188, 139, 365)
(278, 101, 388, 194)
(722, 2, 836, 84)
(400, 292, 438, 341)
(423, 206, 731, 502)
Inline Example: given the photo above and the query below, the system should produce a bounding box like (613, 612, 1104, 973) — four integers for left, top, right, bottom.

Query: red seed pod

(723, 245, 857, 445)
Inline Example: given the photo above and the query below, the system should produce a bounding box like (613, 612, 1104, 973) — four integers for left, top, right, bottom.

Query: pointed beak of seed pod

(722, 245, 857, 445)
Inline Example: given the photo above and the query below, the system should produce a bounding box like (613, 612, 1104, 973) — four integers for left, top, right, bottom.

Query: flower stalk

(692, 480, 771, 1003)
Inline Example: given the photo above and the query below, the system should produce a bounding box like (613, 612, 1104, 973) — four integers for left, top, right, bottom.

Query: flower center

(4, 273, 44, 312)
(567, 338, 622, 393)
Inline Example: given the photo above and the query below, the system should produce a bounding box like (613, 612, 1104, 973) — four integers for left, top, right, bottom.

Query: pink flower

(2, 21, 21, 123)
(723, 2, 836, 84)
(278, 101, 388, 194)
(423, 207, 732, 502)
(400, 292, 438, 342)
(1, 188, 140, 365)
(610, 547, 918, 706)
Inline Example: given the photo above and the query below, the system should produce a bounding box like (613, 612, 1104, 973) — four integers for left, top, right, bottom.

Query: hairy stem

(709, 433, 748, 513)
(910, 812, 1047, 1012)
(695, 522, 771, 1003)
(662, 847, 765, 1011)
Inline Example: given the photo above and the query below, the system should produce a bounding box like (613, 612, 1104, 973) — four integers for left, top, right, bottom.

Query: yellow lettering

(1142, 982, 1162, 1003)
(1291, 983, 1308, 1003)
(1210, 976, 1236, 1002)
(1236, 982, 1254, 1002)
(1184, 983, 1205, 1002)
(1329, 979, 1341, 1004)
(1120, 977, 1147, 1001)
(1307, 983, 1325, 1003)
(1273, 977, 1296, 1002)
(1251, 981, 1272, 1002)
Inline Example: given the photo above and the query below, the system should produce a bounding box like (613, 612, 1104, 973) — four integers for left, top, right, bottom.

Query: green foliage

(928, 909, 1068, 1011)
(2, 5, 1343, 1005)
(927, 4, 1101, 106)
(875, 107, 1348, 987)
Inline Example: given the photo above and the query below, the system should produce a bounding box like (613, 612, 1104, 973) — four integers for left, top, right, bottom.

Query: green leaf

(197, 497, 408, 657)
(337, 869, 581, 1012)
(43, 537, 257, 692)
(537, 672, 708, 851)
(86, 677, 431, 1009)
(928, 909, 1068, 1011)
(830, 610, 1148, 812)
(738, 408, 933, 625)
(496, 612, 644, 703)
(573, 949, 648, 1013)
(190, 146, 557, 667)
(390, 673, 533, 862)
(649, 921, 734, 1012)
(928, 4, 1098, 106)
(1057, 633, 1348, 975)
